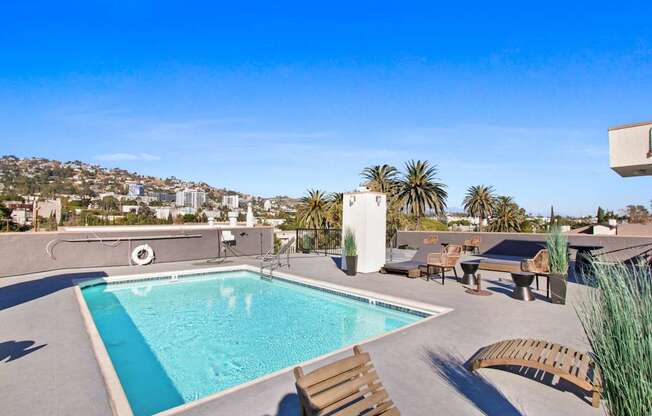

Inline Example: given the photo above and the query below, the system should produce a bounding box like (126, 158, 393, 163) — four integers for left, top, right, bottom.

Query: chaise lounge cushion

(382, 260, 425, 273)
(477, 254, 527, 273)
(382, 243, 439, 274)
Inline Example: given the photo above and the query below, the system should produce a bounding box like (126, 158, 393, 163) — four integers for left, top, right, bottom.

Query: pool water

(82, 270, 424, 415)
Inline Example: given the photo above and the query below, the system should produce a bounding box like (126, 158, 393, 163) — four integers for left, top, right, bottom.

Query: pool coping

(73, 264, 453, 416)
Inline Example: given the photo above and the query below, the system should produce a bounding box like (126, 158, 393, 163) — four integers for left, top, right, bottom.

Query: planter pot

(345, 256, 358, 276)
(549, 273, 568, 305)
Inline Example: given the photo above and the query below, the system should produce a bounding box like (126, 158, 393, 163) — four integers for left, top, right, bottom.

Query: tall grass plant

(577, 260, 652, 415)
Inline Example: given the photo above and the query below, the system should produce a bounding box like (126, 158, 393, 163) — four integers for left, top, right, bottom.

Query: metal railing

(295, 228, 342, 255)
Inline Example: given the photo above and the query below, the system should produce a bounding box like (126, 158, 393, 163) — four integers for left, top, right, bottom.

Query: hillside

(0, 155, 249, 201)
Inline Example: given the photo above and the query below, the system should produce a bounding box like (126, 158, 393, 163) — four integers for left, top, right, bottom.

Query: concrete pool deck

(0, 254, 602, 416)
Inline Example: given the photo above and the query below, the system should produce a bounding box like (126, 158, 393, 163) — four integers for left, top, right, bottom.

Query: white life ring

(131, 244, 155, 266)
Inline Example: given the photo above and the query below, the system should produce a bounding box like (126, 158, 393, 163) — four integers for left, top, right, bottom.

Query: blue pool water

(82, 270, 424, 415)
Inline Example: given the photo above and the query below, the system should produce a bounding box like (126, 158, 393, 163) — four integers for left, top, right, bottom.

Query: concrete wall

(0, 225, 273, 278)
(396, 230, 652, 262)
(617, 223, 652, 237)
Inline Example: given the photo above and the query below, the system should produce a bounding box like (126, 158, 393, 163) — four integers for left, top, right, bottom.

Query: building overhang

(608, 121, 652, 177)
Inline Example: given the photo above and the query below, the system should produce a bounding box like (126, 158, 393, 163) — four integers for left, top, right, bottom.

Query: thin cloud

(95, 152, 160, 161)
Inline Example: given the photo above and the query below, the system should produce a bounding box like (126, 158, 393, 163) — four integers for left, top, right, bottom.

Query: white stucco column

(342, 191, 386, 273)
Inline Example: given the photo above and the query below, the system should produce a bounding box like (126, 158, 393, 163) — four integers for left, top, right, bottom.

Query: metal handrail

(260, 236, 296, 275)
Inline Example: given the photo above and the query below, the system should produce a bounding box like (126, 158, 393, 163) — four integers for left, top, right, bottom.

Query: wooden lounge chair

(469, 338, 602, 408)
(462, 236, 481, 254)
(293, 345, 401, 416)
(424, 244, 462, 284)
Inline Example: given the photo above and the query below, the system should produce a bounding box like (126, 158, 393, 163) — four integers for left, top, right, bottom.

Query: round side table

(460, 262, 479, 285)
(511, 272, 536, 301)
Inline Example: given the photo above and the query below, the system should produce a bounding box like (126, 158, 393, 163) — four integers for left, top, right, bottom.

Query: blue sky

(1, 1, 651, 215)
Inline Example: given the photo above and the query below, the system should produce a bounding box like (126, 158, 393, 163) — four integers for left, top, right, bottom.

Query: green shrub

(343, 227, 357, 257)
(577, 260, 652, 415)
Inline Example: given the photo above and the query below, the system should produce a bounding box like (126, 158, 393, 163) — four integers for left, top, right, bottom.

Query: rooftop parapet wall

(396, 230, 652, 262)
(0, 226, 273, 278)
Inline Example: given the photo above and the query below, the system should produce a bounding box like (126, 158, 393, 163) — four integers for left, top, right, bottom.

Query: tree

(0, 202, 13, 232)
(625, 205, 650, 224)
(298, 189, 329, 229)
(361, 164, 403, 242)
(326, 192, 343, 228)
(361, 164, 399, 194)
(463, 185, 495, 232)
(396, 160, 447, 227)
(101, 196, 119, 212)
(597, 206, 606, 224)
(488, 196, 523, 232)
(138, 203, 155, 219)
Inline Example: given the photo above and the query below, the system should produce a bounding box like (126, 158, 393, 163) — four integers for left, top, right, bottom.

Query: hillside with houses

(0, 155, 299, 231)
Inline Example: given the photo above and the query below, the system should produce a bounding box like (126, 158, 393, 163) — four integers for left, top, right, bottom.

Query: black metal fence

(295, 228, 342, 255)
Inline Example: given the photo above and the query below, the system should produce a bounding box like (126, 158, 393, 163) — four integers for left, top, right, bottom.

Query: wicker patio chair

(424, 244, 462, 284)
(462, 236, 481, 254)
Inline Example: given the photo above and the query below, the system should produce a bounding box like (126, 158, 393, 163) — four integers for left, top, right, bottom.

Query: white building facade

(222, 195, 239, 210)
(128, 183, 145, 197)
(176, 190, 207, 209)
(609, 121, 652, 177)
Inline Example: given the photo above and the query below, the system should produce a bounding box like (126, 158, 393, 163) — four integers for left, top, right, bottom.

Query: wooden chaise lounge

(293, 345, 401, 416)
(469, 338, 602, 407)
(381, 235, 439, 277)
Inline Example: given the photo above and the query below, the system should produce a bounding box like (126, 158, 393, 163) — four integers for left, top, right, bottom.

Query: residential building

(222, 194, 239, 210)
(154, 207, 173, 220)
(609, 121, 652, 177)
(176, 207, 196, 216)
(10, 208, 31, 225)
(264, 218, 286, 227)
(176, 189, 206, 209)
(36, 199, 62, 223)
(263, 199, 273, 211)
(150, 192, 176, 202)
(128, 183, 145, 197)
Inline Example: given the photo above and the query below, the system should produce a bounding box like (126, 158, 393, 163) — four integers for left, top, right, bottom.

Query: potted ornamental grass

(301, 233, 313, 254)
(547, 225, 569, 304)
(343, 227, 358, 276)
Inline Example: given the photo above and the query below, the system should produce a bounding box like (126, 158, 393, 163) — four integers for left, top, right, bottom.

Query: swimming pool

(80, 268, 436, 415)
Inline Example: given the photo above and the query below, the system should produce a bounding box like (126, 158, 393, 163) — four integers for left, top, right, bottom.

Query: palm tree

(361, 164, 399, 194)
(488, 196, 523, 232)
(326, 192, 343, 228)
(298, 189, 329, 229)
(396, 160, 447, 227)
(463, 185, 495, 232)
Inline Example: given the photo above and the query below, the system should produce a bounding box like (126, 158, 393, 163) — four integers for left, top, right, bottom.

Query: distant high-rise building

(150, 192, 176, 202)
(176, 189, 207, 209)
(221, 195, 239, 210)
(128, 183, 145, 197)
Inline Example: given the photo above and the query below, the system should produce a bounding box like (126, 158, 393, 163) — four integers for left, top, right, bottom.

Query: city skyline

(2, 2, 651, 215)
